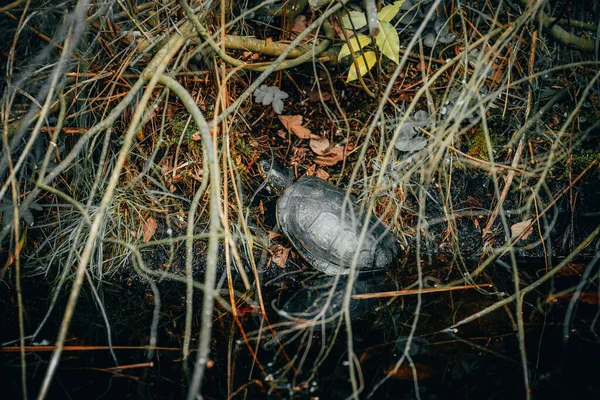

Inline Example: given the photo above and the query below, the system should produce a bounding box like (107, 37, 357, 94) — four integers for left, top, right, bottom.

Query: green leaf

(1, 209, 11, 228)
(29, 202, 43, 211)
(376, 21, 400, 64)
(341, 11, 367, 30)
(339, 34, 372, 59)
(378, 1, 405, 23)
(347, 51, 377, 82)
(22, 209, 34, 226)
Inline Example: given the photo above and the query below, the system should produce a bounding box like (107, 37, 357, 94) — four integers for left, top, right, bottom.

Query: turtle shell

(277, 176, 400, 275)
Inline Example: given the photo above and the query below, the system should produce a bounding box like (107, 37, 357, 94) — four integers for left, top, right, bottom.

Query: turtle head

(258, 160, 293, 195)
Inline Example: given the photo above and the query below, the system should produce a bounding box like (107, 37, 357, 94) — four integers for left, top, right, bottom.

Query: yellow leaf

(376, 21, 400, 64)
(378, 1, 405, 23)
(341, 11, 367, 30)
(339, 34, 372, 59)
(347, 51, 377, 82)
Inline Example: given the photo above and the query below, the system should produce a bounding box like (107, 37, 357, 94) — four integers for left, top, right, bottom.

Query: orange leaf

(143, 217, 158, 243)
(385, 363, 435, 380)
(278, 115, 318, 139)
(550, 292, 600, 304)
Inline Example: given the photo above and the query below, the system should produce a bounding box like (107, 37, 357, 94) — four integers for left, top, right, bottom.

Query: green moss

(467, 126, 496, 162)
(169, 116, 199, 144)
(571, 150, 600, 176)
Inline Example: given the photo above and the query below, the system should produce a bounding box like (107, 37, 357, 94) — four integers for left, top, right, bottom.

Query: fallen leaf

(555, 262, 595, 277)
(160, 156, 173, 176)
(332, 18, 355, 40)
(236, 304, 261, 316)
(385, 363, 435, 380)
(511, 219, 533, 242)
(277, 129, 287, 139)
(315, 169, 330, 180)
(258, 200, 264, 216)
(271, 244, 291, 268)
(278, 115, 318, 139)
(267, 230, 282, 240)
(309, 137, 330, 155)
(242, 51, 260, 61)
(549, 292, 600, 305)
(308, 89, 332, 102)
(315, 146, 346, 166)
(291, 15, 308, 33)
(143, 217, 158, 243)
(292, 146, 310, 159)
(305, 164, 317, 176)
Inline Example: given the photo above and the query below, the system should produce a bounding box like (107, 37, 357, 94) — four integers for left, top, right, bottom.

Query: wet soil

(2, 258, 599, 399)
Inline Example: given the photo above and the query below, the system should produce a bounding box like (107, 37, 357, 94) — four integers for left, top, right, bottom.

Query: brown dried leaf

(271, 244, 291, 268)
(160, 155, 173, 176)
(309, 137, 330, 155)
(551, 292, 600, 305)
(308, 89, 332, 102)
(291, 15, 308, 34)
(258, 200, 265, 216)
(556, 262, 595, 277)
(292, 146, 310, 159)
(267, 230, 282, 240)
(385, 363, 435, 380)
(242, 51, 260, 61)
(278, 115, 318, 139)
(305, 164, 317, 176)
(143, 217, 158, 243)
(276, 129, 287, 139)
(511, 219, 533, 242)
(332, 18, 354, 40)
(314, 146, 346, 166)
(315, 169, 330, 180)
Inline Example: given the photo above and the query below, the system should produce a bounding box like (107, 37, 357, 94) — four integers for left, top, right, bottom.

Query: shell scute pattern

(276, 176, 399, 275)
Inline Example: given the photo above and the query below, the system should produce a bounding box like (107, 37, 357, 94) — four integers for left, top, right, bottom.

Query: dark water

(1, 258, 599, 399)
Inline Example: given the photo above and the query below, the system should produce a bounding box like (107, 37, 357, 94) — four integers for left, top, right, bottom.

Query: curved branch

(180, 0, 335, 71)
(519, 0, 595, 52)
(542, 16, 595, 52)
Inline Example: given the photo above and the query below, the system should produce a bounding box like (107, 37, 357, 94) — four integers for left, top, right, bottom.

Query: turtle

(258, 160, 400, 275)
